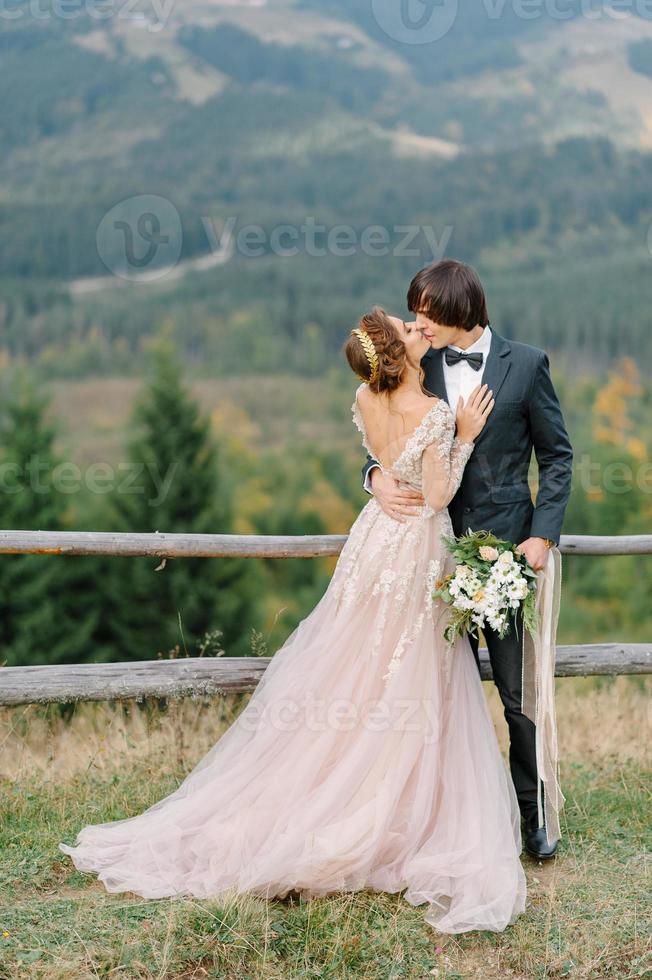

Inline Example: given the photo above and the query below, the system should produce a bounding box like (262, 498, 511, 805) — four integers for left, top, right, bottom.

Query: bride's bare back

(356, 384, 440, 471)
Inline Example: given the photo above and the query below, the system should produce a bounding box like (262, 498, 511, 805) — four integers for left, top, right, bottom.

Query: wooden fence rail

(0, 530, 651, 559)
(1, 645, 650, 707)
(0, 531, 650, 706)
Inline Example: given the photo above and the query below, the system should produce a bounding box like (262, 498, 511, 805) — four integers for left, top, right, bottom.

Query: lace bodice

(351, 383, 474, 499)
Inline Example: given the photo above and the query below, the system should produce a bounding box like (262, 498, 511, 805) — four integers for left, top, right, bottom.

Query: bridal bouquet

(434, 530, 539, 643)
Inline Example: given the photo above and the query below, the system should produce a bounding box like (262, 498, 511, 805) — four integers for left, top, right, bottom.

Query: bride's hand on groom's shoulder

(455, 383, 494, 443)
(369, 469, 425, 523)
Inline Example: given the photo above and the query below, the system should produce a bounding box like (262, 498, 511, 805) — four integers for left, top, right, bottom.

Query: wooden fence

(0, 531, 650, 707)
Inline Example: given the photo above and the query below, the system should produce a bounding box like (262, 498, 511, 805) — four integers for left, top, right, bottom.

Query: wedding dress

(60, 385, 527, 934)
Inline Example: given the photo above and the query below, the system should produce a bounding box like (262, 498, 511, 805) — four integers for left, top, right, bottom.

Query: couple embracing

(61, 259, 573, 935)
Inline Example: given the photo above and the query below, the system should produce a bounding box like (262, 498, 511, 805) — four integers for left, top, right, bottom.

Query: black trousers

(466, 608, 545, 829)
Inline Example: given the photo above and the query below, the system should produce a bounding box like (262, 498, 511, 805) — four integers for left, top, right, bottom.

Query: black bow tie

(444, 348, 484, 371)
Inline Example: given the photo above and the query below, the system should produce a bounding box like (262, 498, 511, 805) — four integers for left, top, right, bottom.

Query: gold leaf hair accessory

(351, 328, 379, 384)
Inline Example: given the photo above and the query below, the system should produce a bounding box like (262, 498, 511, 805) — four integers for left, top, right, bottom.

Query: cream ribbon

(521, 546, 565, 846)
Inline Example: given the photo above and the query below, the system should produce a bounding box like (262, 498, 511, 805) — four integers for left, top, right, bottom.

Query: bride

(60, 308, 527, 934)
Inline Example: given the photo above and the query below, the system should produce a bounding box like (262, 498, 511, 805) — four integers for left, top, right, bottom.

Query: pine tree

(108, 349, 258, 659)
(0, 375, 100, 666)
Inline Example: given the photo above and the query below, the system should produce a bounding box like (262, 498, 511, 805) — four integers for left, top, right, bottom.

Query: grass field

(1, 676, 650, 979)
(47, 373, 355, 471)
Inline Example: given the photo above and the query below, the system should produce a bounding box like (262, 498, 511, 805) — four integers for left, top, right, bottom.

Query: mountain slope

(1, 1, 652, 373)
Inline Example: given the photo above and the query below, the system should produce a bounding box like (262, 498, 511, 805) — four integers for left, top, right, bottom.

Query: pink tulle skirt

(60, 499, 527, 933)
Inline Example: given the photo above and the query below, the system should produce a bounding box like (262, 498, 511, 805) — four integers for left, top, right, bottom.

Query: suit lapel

(422, 348, 449, 405)
(473, 330, 512, 446)
(480, 330, 511, 402)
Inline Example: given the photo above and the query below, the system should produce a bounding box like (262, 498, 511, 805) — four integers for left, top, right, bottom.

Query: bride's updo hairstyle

(344, 307, 407, 394)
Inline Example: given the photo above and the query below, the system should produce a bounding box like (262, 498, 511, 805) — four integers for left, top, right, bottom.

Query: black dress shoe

(524, 824, 558, 860)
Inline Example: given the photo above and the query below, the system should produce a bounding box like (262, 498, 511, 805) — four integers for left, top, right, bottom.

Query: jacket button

(463, 507, 471, 513)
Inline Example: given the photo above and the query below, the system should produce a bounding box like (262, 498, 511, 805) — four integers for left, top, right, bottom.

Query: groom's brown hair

(407, 259, 489, 332)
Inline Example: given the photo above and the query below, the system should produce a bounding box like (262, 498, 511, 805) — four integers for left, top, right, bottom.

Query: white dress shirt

(443, 325, 492, 410)
(363, 326, 493, 493)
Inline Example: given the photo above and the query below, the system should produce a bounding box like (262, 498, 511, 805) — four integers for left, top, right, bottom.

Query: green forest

(0, 345, 650, 667)
(0, 1, 651, 665)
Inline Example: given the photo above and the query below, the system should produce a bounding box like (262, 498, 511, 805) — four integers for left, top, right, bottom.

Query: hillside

(1, 1, 652, 374)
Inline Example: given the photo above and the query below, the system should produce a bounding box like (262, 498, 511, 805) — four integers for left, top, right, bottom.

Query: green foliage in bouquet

(433, 530, 539, 644)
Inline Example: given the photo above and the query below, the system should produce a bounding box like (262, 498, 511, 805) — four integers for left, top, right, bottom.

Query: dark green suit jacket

(362, 330, 573, 546)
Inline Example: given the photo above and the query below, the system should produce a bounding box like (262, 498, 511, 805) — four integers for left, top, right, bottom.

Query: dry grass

(1, 676, 650, 979)
(2, 675, 648, 783)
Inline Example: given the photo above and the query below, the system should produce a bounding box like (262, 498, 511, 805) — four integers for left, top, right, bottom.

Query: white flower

(497, 550, 514, 565)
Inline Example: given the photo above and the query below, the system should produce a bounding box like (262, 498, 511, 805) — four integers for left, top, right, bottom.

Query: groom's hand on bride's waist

(369, 468, 425, 523)
(516, 536, 553, 572)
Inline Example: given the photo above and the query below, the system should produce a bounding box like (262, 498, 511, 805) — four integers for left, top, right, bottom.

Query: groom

(362, 259, 573, 860)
